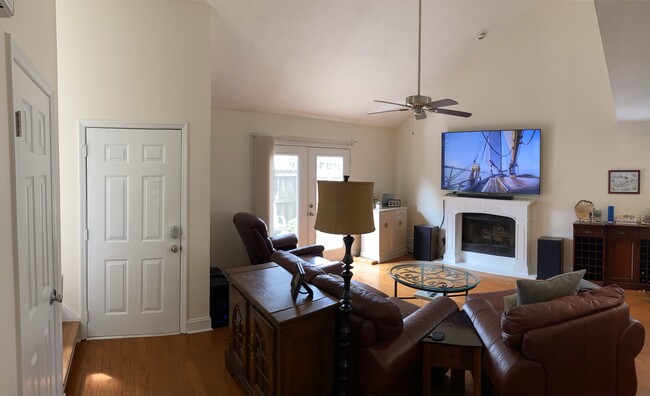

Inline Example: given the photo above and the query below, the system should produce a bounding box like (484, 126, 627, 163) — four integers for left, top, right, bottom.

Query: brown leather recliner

(271, 250, 459, 396)
(233, 212, 325, 265)
(463, 285, 645, 396)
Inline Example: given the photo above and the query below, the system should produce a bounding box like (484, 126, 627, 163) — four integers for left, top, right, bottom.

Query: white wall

(56, 0, 212, 325)
(396, 1, 650, 273)
(0, 2, 58, 393)
(211, 109, 395, 269)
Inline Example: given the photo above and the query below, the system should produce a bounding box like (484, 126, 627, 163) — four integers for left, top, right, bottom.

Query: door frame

(78, 120, 189, 338)
(6, 33, 63, 394)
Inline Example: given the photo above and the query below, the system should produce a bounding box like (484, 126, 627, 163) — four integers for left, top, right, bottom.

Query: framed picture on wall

(608, 170, 640, 194)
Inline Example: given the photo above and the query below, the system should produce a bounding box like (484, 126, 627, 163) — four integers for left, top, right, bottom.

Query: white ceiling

(189, 0, 650, 127)
(208, 0, 540, 128)
(595, 0, 650, 123)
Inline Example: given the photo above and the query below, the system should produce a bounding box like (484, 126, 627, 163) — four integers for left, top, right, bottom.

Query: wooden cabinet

(605, 226, 638, 289)
(639, 229, 650, 286)
(573, 223, 605, 282)
(225, 264, 338, 396)
(361, 207, 408, 263)
(573, 222, 650, 290)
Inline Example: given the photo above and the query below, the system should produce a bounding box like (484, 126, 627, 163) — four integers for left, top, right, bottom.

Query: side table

(422, 310, 483, 396)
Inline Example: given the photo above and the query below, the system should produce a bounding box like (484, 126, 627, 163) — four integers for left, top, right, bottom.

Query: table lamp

(314, 176, 375, 395)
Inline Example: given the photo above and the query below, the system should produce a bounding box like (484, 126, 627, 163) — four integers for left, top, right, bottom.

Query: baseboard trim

(186, 316, 212, 334)
(61, 303, 81, 322)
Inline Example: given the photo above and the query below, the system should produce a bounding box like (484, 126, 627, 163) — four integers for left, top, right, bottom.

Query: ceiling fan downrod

(417, 0, 422, 97)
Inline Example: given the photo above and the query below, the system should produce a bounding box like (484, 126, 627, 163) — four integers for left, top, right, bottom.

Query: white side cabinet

(361, 207, 407, 263)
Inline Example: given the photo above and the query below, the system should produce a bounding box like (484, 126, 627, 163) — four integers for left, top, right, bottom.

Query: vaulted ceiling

(595, 0, 650, 123)
(206, 0, 650, 128)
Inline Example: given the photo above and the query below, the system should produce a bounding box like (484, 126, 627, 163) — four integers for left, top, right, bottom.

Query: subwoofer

(413, 225, 440, 261)
(537, 237, 564, 280)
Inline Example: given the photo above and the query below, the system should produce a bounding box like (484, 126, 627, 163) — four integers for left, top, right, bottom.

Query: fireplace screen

(462, 213, 515, 258)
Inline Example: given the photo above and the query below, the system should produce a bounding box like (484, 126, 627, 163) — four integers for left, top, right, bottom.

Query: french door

(271, 146, 350, 260)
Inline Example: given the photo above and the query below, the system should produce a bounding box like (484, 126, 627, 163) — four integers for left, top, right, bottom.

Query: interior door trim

(78, 120, 189, 339)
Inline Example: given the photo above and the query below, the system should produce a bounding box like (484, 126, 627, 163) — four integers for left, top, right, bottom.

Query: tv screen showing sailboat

(441, 129, 541, 195)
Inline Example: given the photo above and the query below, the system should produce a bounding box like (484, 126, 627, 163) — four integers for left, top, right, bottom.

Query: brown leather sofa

(271, 250, 459, 396)
(233, 212, 326, 265)
(463, 285, 645, 396)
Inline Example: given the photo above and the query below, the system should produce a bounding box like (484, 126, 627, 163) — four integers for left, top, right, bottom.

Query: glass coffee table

(388, 262, 480, 299)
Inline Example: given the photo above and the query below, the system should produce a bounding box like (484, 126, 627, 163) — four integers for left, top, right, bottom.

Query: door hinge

(85, 310, 89, 323)
(83, 228, 89, 241)
(81, 144, 88, 158)
(15, 111, 22, 137)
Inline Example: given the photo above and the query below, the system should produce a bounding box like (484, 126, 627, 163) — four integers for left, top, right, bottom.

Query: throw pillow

(516, 269, 586, 306)
(503, 293, 518, 311)
(578, 278, 600, 292)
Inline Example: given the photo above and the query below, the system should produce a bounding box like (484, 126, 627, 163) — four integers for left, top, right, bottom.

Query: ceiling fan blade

(426, 98, 458, 108)
(431, 108, 472, 118)
(414, 111, 427, 120)
(373, 100, 411, 108)
(367, 109, 410, 115)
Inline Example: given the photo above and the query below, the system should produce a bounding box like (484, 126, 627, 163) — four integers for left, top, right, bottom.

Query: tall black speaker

(413, 225, 440, 261)
(537, 237, 564, 280)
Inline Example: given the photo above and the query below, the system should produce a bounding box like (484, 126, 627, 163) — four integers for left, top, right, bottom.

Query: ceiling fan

(368, 0, 472, 120)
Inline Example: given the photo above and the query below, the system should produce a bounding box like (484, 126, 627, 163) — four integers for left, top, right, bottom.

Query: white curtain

(252, 134, 274, 224)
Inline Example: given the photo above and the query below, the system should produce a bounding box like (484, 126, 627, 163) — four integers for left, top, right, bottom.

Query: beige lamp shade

(314, 180, 375, 235)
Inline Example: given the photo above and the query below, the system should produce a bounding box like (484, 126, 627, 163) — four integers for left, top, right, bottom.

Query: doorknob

(49, 289, 63, 305)
(171, 245, 180, 253)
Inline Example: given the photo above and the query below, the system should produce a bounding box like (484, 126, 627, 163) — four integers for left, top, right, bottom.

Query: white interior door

(11, 40, 62, 395)
(86, 128, 182, 337)
(271, 145, 350, 259)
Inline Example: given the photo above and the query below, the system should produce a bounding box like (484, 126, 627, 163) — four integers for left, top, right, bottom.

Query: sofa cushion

(516, 269, 585, 306)
(501, 285, 625, 347)
(312, 273, 404, 339)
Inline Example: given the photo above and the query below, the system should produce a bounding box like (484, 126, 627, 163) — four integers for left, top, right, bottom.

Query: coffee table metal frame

(388, 262, 480, 299)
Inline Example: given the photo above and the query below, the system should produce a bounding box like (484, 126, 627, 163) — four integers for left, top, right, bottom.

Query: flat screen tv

(441, 129, 541, 195)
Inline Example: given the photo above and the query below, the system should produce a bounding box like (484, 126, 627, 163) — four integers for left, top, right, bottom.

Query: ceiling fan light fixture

(406, 95, 431, 106)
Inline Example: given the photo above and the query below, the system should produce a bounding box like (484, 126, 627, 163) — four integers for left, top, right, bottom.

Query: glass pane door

(271, 155, 299, 236)
(272, 145, 350, 261)
(313, 155, 344, 250)
(271, 147, 308, 242)
(308, 148, 350, 260)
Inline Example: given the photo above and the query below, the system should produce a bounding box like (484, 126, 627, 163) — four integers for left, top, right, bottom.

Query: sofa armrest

(288, 244, 324, 257)
(402, 296, 458, 343)
(617, 318, 645, 396)
(464, 298, 545, 396)
(354, 297, 458, 394)
(270, 233, 298, 250)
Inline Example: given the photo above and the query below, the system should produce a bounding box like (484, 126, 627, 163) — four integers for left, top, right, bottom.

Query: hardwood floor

(65, 327, 245, 396)
(66, 256, 650, 396)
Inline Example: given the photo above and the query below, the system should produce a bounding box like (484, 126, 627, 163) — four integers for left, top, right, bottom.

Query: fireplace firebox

(461, 213, 515, 258)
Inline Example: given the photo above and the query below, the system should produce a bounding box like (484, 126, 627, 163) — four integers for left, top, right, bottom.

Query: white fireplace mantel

(439, 196, 535, 279)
